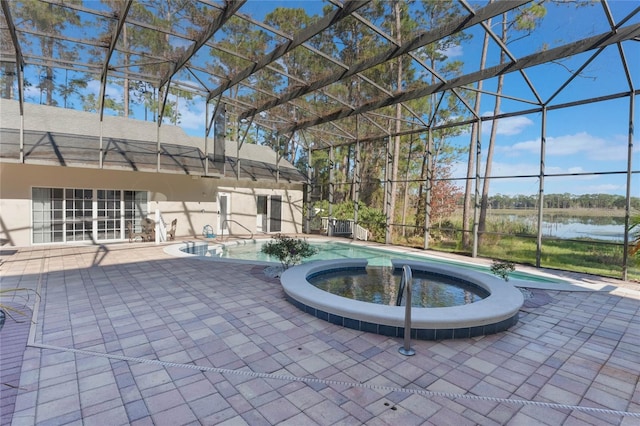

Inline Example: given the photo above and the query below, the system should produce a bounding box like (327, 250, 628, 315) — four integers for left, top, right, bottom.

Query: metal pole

(536, 106, 547, 268)
(305, 144, 312, 235)
(328, 146, 334, 237)
(622, 94, 634, 281)
(354, 117, 360, 241)
(204, 101, 209, 175)
(424, 128, 433, 250)
(472, 117, 481, 258)
(385, 132, 393, 244)
(398, 265, 415, 356)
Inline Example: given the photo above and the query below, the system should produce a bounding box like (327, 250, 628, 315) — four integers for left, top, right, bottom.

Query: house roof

(0, 99, 307, 183)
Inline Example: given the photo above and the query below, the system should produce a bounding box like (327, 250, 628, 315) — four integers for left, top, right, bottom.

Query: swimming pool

(210, 239, 565, 285)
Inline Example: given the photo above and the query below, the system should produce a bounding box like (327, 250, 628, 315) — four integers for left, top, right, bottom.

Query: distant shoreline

(457, 207, 628, 218)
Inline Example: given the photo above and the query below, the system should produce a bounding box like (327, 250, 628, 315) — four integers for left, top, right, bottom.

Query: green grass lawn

(390, 210, 638, 281)
(431, 234, 639, 281)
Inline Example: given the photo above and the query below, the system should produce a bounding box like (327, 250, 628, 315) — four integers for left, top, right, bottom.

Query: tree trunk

(401, 134, 414, 237)
(388, 1, 403, 243)
(478, 13, 507, 247)
(462, 10, 491, 249)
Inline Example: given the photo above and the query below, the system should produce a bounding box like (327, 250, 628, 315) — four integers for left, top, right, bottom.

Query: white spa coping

(280, 258, 525, 329)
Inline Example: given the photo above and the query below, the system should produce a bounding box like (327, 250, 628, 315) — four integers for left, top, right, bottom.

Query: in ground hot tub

(281, 259, 524, 340)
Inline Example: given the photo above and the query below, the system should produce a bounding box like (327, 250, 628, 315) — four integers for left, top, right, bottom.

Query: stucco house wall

(0, 163, 303, 247)
(0, 100, 306, 247)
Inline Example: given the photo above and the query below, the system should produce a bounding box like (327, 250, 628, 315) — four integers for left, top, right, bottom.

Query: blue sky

(439, 1, 640, 197)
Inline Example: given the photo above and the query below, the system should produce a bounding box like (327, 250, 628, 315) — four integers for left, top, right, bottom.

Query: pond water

(492, 213, 625, 242)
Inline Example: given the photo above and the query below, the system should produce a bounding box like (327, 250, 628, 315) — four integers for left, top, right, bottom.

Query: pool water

(213, 240, 562, 284)
(308, 267, 489, 308)
(214, 241, 390, 264)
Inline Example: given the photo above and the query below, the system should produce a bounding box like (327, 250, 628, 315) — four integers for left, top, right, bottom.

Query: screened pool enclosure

(0, 0, 638, 279)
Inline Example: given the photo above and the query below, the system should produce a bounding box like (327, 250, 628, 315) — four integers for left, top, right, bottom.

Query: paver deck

(1, 241, 639, 425)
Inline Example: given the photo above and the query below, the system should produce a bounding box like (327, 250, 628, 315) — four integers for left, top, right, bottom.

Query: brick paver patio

(0, 242, 638, 425)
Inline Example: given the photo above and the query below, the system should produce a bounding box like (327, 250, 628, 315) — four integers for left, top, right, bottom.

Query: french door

(32, 187, 147, 244)
(256, 195, 267, 233)
(269, 196, 282, 232)
(217, 192, 229, 235)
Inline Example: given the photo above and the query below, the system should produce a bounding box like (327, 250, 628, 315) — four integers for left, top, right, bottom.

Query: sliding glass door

(65, 188, 93, 242)
(97, 190, 121, 240)
(32, 188, 64, 243)
(32, 187, 148, 244)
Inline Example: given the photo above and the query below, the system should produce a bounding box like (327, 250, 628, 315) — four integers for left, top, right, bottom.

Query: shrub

(490, 259, 516, 281)
(261, 234, 318, 269)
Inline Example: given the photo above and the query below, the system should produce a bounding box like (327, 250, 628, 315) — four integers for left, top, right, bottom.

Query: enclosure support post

(204, 101, 209, 176)
(156, 105, 161, 172)
(305, 145, 312, 235)
(385, 132, 393, 244)
(156, 85, 167, 173)
(275, 135, 280, 183)
(622, 94, 634, 281)
(236, 115, 240, 180)
(536, 106, 547, 268)
(99, 120, 104, 169)
(19, 109, 24, 163)
(354, 116, 360, 241)
(328, 146, 334, 237)
(423, 128, 433, 250)
(472, 119, 482, 258)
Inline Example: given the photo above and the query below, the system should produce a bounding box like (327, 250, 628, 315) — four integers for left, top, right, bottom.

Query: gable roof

(0, 100, 307, 183)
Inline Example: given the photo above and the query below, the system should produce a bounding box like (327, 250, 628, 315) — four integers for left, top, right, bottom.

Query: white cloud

(177, 103, 206, 132)
(486, 161, 538, 177)
(481, 115, 533, 136)
(85, 79, 122, 100)
(580, 183, 623, 193)
(24, 84, 40, 100)
(439, 44, 463, 58)
(509, 132, 632, 162)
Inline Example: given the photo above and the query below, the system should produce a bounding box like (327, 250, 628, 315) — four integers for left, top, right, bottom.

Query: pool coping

(164, 238, 619, 292)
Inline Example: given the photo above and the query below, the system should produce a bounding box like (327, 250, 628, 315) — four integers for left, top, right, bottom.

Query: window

(32, 188, 63, 243)
(32, 187, 148, 244)
(124, 191, 148, 233)
(97, 190, 121, 240)
(65, 188, 92, 241)
(270, 196, 282, 232)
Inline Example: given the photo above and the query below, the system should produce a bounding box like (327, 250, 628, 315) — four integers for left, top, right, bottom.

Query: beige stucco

(0, 162, 303, 247)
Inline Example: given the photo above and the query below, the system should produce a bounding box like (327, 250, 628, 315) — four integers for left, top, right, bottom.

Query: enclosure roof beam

(278, 23, 640, 134)
(601, 0, 637, 91)
(158, 0, 246, 88)
(99, 0, 132, 122)
(206, 0, 371, 102)
(347, 8, 471, 125)
(460, 0, 542, 105)
(239, 0, 528, 120)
